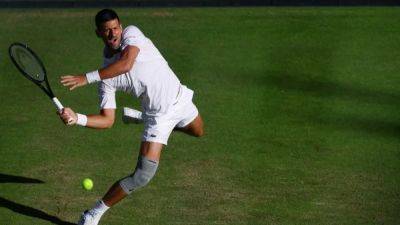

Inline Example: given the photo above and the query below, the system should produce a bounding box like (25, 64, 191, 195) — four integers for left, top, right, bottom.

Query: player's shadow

(0, 173, 75, 225)
(0, 173, 44, 183)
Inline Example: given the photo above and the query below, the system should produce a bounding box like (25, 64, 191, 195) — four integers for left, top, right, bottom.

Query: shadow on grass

(264, 72, 400, 137)
(265, 72, 399, 106)
(309, 112, 400, 137)
(0, 197, 76, 225)
(0, 173, 44, 183)
(0, 173, 75, 225)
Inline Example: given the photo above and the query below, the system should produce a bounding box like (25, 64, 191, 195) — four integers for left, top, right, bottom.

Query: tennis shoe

(78, 210, 101, 225)
(122, 107, 143, 124)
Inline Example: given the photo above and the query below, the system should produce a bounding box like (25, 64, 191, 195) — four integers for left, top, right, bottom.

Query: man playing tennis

(58, 9, 204, 225)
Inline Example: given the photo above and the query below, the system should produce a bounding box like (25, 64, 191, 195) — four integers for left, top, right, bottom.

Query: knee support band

(119, 155, 159, 194)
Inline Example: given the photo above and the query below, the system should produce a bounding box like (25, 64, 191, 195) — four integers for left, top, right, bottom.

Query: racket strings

(10, 45, 45, 82)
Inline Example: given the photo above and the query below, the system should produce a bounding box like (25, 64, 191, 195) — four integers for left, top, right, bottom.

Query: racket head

(9, 43, 47, 83)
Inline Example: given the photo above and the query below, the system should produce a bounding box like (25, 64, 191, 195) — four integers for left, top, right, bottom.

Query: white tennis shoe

(78, 210, 101, 225)
(122, 107, 143, 124)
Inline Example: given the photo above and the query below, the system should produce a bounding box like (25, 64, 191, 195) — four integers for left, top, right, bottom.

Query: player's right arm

(59, 108, 115, 129)
(59, 77, 118, 128)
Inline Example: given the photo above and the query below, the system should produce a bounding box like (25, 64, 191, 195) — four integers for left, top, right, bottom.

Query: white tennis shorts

(142, 86, 199, 145)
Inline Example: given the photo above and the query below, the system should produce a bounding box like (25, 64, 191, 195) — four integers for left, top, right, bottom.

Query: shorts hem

(141, 137, 168, 145)
(177, 111, 199, 128)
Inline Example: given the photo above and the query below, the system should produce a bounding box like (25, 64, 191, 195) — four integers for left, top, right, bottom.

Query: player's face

(97, 19, 123, 50)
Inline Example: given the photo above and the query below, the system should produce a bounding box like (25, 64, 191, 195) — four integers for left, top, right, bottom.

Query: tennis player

(58, 9, 204, 225)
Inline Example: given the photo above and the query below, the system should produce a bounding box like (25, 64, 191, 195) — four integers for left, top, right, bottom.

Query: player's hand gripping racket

(8, 42, 73, 124)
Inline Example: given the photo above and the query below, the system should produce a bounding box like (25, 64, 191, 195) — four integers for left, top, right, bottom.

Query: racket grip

(52, 97, 74, 124)
(52, 97, 64, 112)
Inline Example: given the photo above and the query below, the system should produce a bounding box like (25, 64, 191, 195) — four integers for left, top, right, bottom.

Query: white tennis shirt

(98, 25, 185, 117)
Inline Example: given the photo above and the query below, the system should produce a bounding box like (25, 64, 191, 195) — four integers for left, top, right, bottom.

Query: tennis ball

(82, 178, 93, 190)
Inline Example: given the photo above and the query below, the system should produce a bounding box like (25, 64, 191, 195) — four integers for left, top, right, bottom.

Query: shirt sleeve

(98, 80, 117, 109)
(120, 26, 144, 50)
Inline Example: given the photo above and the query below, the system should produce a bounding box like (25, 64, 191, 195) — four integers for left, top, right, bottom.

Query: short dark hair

(95, 9, 120, 29)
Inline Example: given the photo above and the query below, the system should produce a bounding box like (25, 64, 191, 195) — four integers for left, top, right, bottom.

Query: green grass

(0, 7, 399, 225)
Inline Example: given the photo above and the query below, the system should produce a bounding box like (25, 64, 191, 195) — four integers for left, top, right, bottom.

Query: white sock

(90, 200, 110, 216)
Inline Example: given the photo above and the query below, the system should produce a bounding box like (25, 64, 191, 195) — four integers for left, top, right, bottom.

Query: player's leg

(78, 142, 163, 225)
(172, 95, 204, 138)
(118, 141, 163, 196)
(175, 114, 204, 137)
(122, 100, 204, 138)
(103, 142, 162, 205)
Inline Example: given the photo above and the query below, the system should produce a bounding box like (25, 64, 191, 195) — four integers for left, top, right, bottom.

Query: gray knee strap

(120, 156, 159, 194)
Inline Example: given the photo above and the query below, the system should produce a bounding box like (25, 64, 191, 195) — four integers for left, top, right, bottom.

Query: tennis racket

(8, 42, 72, 123)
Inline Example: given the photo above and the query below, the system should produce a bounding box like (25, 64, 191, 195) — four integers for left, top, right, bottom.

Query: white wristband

(85, 70, 101, 84)
(76, 113, 88, 126)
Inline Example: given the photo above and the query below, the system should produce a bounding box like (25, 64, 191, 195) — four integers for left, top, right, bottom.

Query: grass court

(0, 7, 399, 225)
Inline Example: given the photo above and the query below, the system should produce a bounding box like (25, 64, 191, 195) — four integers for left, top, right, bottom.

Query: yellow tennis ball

(82, 178, 93, 190)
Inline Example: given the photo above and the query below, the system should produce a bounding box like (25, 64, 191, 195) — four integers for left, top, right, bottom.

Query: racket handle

(52, 97, 74, 124)
(52, 97, 64, 111)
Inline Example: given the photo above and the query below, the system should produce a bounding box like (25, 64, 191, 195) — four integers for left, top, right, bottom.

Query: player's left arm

(60, 45, 139, 90)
